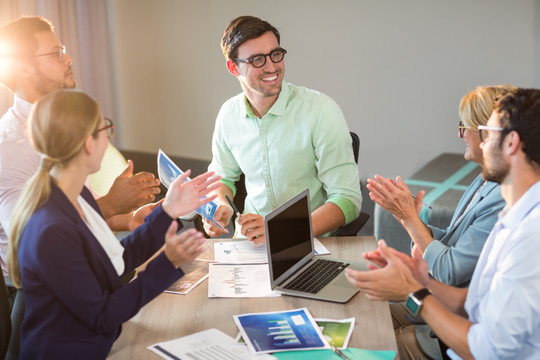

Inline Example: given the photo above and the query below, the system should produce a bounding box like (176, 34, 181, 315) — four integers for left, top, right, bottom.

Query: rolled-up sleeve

(312, 98, 362, 224)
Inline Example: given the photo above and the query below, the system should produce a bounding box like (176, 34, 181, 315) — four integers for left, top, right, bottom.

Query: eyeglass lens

(250, 49, 286, 68)
(479, 129, 486, 142)
(458, 121, 465, 138)
(57, 45, 66, 62)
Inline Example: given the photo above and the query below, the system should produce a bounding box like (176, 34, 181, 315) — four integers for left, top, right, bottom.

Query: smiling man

(204, 16, 362, 243)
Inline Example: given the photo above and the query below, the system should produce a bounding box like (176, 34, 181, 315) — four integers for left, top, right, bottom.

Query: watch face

(405, 294, 422, 316)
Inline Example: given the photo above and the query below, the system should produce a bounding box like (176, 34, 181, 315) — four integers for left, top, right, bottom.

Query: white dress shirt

(448, 181, 540, 359)
(0, 96, 38, 276)
(78, 196, 125, 275)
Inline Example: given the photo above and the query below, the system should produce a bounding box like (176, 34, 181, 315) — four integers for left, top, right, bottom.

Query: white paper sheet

(149, 328, 276, 360)
(208, 263, 280, 298)
(213, 238, 330, 265)
(214, 240, 268, 264)
(313, 237, 330, 255)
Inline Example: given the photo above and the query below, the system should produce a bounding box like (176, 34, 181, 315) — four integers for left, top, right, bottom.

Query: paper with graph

(208, 263, 279, 298)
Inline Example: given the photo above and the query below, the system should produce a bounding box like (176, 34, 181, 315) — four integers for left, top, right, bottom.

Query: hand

(239, 213, 265, 244)
(345, 240, 425, 301)
(367, 175, 424, 223)
(103, 160, 162, 215)
(127, 200, 163, 231)
(162, 170, 221, 219)
(164, 221, 206, 268)
(202, 203, 233, 237)
(363, 239, 430, 286)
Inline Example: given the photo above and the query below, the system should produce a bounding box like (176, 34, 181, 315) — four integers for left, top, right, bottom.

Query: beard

(482, 159, 509, 184)
(34, 66, 76, 97)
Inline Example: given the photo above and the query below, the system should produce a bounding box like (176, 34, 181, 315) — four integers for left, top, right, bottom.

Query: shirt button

(266, 183, 270, 187)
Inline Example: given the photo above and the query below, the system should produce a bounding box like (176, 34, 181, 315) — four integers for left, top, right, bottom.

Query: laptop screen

(266, 190, 313, 283)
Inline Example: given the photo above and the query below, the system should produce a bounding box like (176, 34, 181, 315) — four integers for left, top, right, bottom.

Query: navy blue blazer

(18, 182, 184, 360)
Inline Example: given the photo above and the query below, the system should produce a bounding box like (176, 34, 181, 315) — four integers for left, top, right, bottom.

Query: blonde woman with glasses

(8, 90, 220, 360)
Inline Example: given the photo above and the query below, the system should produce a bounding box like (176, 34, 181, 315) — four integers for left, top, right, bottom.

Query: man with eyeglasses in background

(203, 16, 362, 243)
(0, 16, 161, 359)
(346, 88, 540, 359)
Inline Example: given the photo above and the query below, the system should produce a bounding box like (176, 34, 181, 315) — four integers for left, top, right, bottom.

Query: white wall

(109, 0, 539, 180)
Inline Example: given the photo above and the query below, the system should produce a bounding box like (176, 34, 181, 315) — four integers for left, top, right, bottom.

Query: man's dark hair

(221, 16, 280, 62)
(495, 88, 540, 167)
(0, 16, 54, 92)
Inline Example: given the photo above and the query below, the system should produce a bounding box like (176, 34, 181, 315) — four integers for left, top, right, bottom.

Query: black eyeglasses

(458, 121, 477, 138)
(477, 125, 505, 142)
(234, 48, 287, 68)
(34, 45, 66, 63)
(94, 117, 114, 138)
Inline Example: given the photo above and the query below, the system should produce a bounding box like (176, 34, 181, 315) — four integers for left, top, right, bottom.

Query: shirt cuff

(422, 239, 447, 269)
(220, 179, 237, 196)
(327, 196, 358, 224)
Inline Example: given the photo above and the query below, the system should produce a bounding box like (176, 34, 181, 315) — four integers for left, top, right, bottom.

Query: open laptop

(265, 189, 368, 303)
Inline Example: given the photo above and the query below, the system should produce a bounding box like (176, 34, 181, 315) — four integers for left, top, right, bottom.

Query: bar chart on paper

(268, 320, 301, 347)
(233, 308, 328, 354)
(208, 263, 279, 298)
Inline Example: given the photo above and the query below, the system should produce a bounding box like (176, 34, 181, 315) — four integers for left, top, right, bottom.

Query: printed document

(208, 263, 279, 298)
(149, 328, 276, 360)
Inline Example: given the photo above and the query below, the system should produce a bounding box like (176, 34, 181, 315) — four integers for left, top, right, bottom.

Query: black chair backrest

(1, 275, 11, 359)
(350, 131, 360, 164)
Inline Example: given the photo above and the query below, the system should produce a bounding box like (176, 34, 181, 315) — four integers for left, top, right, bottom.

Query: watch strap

(413, 288, 431, 301)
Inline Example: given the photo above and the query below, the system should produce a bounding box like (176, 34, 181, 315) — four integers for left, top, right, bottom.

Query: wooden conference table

(107, 236, 398, 359)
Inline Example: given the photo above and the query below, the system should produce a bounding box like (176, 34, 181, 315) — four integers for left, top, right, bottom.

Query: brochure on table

(149, 328, 276, 360)
(236, 317, 355, 349)
(157, 149, 227, 232)
(273, 348, 397, 360)
(234, 308, 329, 354)
(164, 260, 209, 295)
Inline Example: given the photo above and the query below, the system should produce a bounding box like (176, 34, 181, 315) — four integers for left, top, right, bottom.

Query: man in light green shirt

(205, 16, 362, 243)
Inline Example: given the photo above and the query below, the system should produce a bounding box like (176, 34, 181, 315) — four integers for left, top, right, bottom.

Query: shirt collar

(13, 95, 33, 124)
(243, 80, 289, 118)
(498, 180, 540, 229)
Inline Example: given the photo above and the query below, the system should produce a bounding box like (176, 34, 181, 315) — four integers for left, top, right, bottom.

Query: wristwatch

(405, 288, 432, 316)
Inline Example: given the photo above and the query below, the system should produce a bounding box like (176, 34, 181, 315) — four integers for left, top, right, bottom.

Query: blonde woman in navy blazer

(8, 90, 220, 360)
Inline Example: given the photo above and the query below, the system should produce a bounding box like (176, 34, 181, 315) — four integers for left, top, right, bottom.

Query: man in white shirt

(346, 88, 540, 359)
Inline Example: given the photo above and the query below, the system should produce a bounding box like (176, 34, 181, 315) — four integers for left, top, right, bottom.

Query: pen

(332, 346, 350, 360)
(412, 195, 432, 210)
(225, 195, 241, 218)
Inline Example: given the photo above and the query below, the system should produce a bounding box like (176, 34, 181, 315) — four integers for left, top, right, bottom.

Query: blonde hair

(459, 84, 517, 129)
(8, 90, 101, 287)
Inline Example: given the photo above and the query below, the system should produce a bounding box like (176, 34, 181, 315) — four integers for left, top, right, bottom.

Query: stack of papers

(208, 239, 330, 298)
(149, 311, 396, 359)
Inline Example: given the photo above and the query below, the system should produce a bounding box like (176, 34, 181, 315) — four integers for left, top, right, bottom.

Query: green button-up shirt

(209, 82, 362, 229)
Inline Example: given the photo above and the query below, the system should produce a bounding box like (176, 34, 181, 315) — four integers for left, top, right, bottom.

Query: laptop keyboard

(284, 259, 350, 294)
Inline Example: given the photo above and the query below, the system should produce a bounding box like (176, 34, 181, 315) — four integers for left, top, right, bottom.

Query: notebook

(265, 189, 367, 303)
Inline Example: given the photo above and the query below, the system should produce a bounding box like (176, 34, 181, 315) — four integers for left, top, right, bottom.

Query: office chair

(334, 132, 370, 236)
(405, 314, 451, 360)
(1, 278, 23, 360)
(194, 132, 369, 237)
(1, 275, 11, 359)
